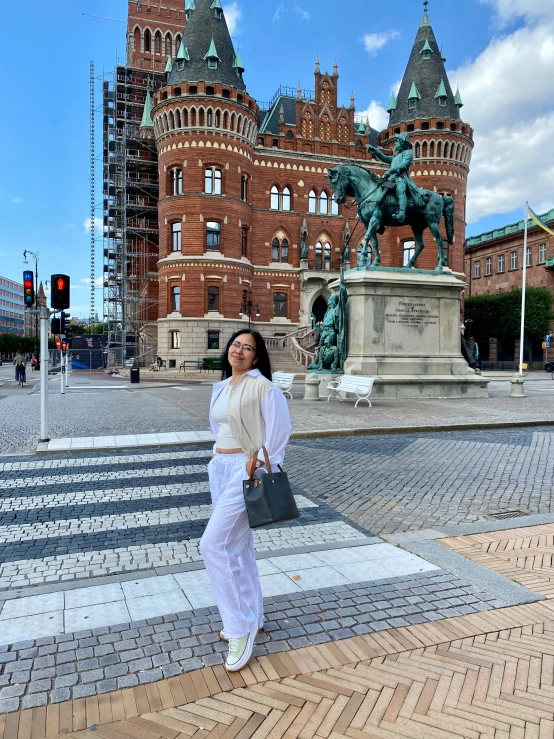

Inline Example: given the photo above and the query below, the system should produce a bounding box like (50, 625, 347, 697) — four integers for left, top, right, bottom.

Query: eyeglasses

(230, 341, 255, 354)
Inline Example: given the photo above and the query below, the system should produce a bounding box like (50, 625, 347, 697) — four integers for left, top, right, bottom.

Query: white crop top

(211, 387, 241, 449)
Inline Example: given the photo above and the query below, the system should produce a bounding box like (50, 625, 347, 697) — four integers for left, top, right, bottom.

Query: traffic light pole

(60, 351, 65, 395)
(39, 306, 51, 443)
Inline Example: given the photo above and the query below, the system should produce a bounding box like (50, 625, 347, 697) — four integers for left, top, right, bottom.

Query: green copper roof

(232, 50, 244, 70)
(164, 55, 173, 73)
(454, 87, 463, 107)
(203, 35, 220, 60)
(420, 39, 433, 55)
(185, 0, 196, 10)
(441, 46, 447, 61)
(420, 6, 430, 26)
(466, 208, 554, 248)
(176, 39, 190, 61)
(407, 81, 421, 100)
(140, 85, 153, 128)
(210, 0, 222, 7)
(387, 93, 397, 112)
(357, 122, 366, 134)
(434, 78, 447, 98)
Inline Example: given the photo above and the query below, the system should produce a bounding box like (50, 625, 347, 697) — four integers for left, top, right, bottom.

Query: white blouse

(211, 387, 241, 449)
(209, 369, 292, 471)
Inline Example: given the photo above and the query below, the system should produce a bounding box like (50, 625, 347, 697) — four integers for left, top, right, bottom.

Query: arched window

(206, 109, 213, 126)
(272, 236, 289, 263)
(356, 140, 363, 148)
(175, 34, 181, 56)
(437, 141, 443, 157)
(319, 191, 329, 215)
(282, 187, 291, 212)
(144, 29, 151, 53)
(315, 238, 332, 269)
(415, 143, 421, 158)
(207, 286, 219, 312)
(286, 130, 294, 138)
(422, 141, 428, 158)
(205, 167, 222, 194)
(315, 241, 323, 269)
(155, 31, 161, 54)
(134, 27, 141, 53)
(309, 190, 317, 214)
(165, 34, 172, 56)
(324, 243, 331, 269)
(331, 197, 339, 216)
(215, 110, 221, 128)
(270, 185, 280, 210)
(429, 141, 435, 157)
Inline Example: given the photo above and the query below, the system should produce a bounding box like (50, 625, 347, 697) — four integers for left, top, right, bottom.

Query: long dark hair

(220, 329, 272, 381)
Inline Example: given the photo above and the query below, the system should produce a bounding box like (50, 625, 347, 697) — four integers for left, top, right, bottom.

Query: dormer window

(438, 97, 447, 107)
(214, 8, 222, 18)
(203, 36, 221, 71)
(408, 99, 416, 110)
(211, 0, 223, 18)
(208, 59, 218, 70)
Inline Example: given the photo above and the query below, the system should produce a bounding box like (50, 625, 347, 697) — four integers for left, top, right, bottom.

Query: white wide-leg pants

(199, 453, 263, 639)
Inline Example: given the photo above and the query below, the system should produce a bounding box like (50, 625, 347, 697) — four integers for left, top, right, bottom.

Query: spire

(440, 46, 446, 62)
(350, 91, 355, 109)
(279, 104, 285, 124)
(389, 2, 461, 124)
(140, 78, 154, 129)
(454, 86, 464, 108)
(167, 0, 246, 91)
(333, 59, 338, 76)
(315, 55, 320, 73)
(420, 0, 430, 27)
(37, 281, 46, 299)
(176, 38, 190, 62)
(387, 93, 397, 113)
(297, 82, 302, 100)
(164, 54, 173, 73)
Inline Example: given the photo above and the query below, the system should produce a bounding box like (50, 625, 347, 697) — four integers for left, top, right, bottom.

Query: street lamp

(239, 288, 260, 329)
(23, 250, 39, 341)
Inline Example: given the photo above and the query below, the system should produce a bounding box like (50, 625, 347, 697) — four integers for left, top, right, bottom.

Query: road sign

(546, 336, 551, 348)
(542, 342, 546, 349)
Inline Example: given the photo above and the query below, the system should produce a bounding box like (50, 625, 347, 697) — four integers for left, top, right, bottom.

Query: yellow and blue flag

(528, 206, 554, 237)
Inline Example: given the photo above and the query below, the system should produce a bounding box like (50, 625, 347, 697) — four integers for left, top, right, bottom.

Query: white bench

(326, 375, 374, 407)
(272, 371, 296, 399)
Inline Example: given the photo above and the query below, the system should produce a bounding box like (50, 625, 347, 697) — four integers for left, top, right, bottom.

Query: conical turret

(389, 1, 460, 125)
(139, 78, 154, 138)
(167, 0, 246, 91)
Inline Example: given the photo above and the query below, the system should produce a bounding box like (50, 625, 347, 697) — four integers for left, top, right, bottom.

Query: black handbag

(243, 446, 299, 529)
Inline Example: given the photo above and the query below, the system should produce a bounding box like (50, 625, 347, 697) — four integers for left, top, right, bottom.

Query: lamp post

(239, 288, 260, 329)
(23, 250, 39, 341)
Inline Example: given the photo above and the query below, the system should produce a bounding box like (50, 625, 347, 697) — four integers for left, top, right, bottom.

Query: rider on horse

(367, 133, 426, 224)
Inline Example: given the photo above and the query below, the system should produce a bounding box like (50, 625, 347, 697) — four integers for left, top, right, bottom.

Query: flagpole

(518, 201, 529, 377)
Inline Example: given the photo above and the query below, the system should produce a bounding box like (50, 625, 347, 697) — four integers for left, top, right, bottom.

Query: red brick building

(110, 1, 473, 366)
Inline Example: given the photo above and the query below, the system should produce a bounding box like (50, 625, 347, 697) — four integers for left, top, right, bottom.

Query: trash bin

(130, 367, 140, 384)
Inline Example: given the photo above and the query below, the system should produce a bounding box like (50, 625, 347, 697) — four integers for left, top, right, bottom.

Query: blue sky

(0, 0, 553, 316)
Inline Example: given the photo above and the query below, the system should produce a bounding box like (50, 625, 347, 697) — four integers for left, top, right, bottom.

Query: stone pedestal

(304, 373, 321, 400)
(343, 267, 490, 399)
(315, 373, 341, 399)
(510, 375, 526, 397)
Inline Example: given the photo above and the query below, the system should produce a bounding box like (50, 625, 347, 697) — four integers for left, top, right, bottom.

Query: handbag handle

(248, 445, 282, 480)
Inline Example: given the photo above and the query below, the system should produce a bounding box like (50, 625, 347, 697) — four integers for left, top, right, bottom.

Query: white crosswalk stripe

(0, 464, 208, 488)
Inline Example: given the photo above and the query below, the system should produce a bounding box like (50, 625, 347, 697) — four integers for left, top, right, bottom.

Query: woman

(200, 330, 291, 672)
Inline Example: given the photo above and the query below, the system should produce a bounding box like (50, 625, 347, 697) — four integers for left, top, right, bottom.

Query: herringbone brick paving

(442, 523, 554, 599)
(2, 601, 554, 738)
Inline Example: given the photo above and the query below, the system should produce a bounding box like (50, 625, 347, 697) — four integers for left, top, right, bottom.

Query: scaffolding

(102, 61, 164, 369)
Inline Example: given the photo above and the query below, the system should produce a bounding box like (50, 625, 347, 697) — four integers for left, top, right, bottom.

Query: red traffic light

(23, 270, 35, 307)
(51, 274, 70, 310)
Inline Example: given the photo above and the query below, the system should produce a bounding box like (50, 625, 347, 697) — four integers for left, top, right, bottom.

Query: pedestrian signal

(51, 274, 70, 310)
(23, 271, 34, 308)
(51, 317, 61, 334)
(60, 311, 70, 333)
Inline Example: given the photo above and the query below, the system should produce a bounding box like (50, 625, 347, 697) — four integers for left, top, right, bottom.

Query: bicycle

(16, 365, 26, 388)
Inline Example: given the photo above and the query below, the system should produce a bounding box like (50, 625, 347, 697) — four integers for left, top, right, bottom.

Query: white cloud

(223, 2, 241, 35)
(273, 3, 285, 22)
(362, 30, 401, 56)
(11, 196, 23, 204)
(356, 101, 389, 133)
(480, 0, 554, 24)
(449, 10, 554, 223)
(294, 3, 310, 21)
(83, 217, 103, 233)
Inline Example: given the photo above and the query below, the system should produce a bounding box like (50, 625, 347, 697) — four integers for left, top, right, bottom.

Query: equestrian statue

(327, 133, 454, 270)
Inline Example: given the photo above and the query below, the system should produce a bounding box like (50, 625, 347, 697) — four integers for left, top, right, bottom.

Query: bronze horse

(328, 163, 454, 270)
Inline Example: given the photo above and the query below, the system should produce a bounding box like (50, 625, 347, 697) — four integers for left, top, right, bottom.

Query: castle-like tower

(377, 2, 473, 272)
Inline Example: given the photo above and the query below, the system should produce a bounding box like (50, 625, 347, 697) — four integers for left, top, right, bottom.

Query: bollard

(304, 373, 321, 400)
(510, 375, 525, 398)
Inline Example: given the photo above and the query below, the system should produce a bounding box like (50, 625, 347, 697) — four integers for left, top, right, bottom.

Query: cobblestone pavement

(1, 367, 554, 454)
(0, 445, 505, 713)
(287, 426, 554, 535)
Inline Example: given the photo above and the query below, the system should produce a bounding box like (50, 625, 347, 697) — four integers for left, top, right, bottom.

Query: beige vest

(226, 373, 274, 458)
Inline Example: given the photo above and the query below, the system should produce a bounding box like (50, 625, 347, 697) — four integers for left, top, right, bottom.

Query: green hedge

(465, 287, 554, 342)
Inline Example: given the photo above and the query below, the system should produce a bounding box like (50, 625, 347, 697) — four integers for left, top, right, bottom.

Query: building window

(485, 257, 492, 276)
(170, 168, 183, 195)
(144, 29, 151, 52)
(474, 260, 481, 278)
(272, 236, 289, 263)
(408, 98, 416, 110)
(319, 191, 329, 215)
(438, 97, 447, 107)
(526, 246, 532, 267)
(331, 197, 339, 216)
(241, 227, 248, 257)
(510, 250, 518, 270)
(282, 187, 291, 212)
(270, 185, 279, 210)
(207, 330, 220, 350)
(273, 292, 287, 318)
(155, 31, 161, 54)
(205, 167, 222, 195)
(165, 34, 172, 56)
(170, 330, 180, 349)
(207, 286, 219, 312)
(539, 243, 546, 263)
(308, 190, 317, 214)
(403, 240, 415, 266)
(241, 176, 249, 202)
(207, 59, 218, 70)
(498, 253, 505, 273)
(171, 286, 180, 313)
(206, 221, 221, 251)
(314, 240, 331, 269)
(171, 222, 181, 252)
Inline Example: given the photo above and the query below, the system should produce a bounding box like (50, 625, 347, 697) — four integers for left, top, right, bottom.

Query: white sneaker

(225, 626, 258, 672)
(220, 625, 263, 642)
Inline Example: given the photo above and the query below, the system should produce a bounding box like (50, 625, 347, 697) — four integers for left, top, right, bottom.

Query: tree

(465, 288, 553, 342)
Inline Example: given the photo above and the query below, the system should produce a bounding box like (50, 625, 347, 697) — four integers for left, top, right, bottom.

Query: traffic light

(23, 271, 34, 308)
(65, 325, 73, 341)
(60, 311, 70, 333)
(51, 274, 70, 310)
(51, 317, 61, 334)
(61, 338, 68, 351)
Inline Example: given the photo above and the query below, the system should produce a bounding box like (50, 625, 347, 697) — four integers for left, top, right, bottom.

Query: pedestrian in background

(200, 330, 291, 672)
